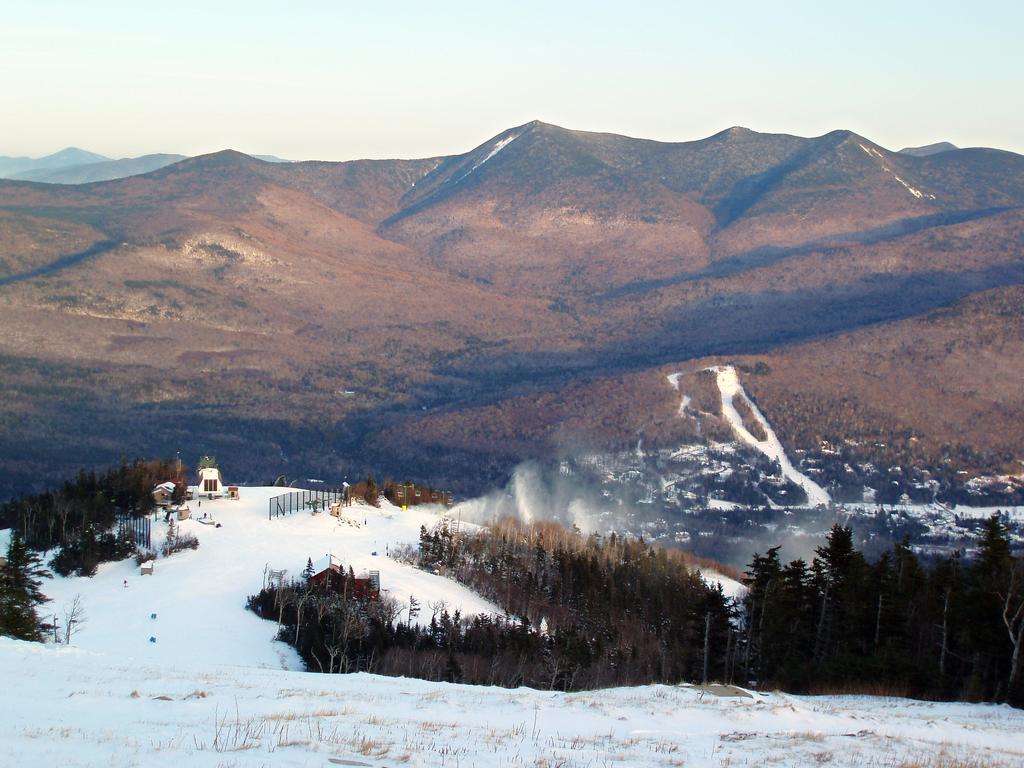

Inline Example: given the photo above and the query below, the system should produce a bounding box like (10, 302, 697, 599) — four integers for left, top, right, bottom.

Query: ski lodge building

(309, 554, 381, 601)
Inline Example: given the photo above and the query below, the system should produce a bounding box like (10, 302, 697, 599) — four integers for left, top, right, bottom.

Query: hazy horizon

(2, 1, 1022, 160)
(0, 122, 1015, 165)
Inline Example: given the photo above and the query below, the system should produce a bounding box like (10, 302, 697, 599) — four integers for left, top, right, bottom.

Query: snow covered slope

(8, 486, 1024, 766)
(3, 637, 1022, 768)
(697, 568, 746, 598)
(706, 365, 831, 507)
(40, 488, 499, 670)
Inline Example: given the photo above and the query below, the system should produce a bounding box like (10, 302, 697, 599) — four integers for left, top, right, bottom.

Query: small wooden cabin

(309, 555, 380, 601)
(352, 570, 381, 601)
(310, 561, 344, 589)
(152, 482, 176, 507)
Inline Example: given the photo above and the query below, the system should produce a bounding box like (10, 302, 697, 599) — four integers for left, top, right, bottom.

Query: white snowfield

(704, 366, 831, 508)
(2, 638, 1023, 768)
(696, 568, 746, 599)
(947, 504, 1024, 521)
(40, 487, 500, 670)
(455, 130, 522, 183)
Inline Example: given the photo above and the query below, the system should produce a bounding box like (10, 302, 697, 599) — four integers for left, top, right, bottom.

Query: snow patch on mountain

(474, 131, 521, 170)
(667, 372, 692, 415)
(454, 130, 523, 184)
(858, 143, 937, 200)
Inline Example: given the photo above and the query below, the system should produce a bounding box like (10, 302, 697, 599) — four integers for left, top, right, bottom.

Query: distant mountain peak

(7, 152, 188, 184)
(824, 128, 868, 144)
(208, 148, 258, 160)
(899, 141, 959, 157)
(46, 146, 109, 162)
(172, 149, 264, 169)
(131, 149, 272, 186)
(0, 146, 111, 179)
(703, 126, 754, 142)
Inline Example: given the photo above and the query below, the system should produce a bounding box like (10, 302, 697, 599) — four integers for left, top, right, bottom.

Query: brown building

(308, 555, 380, 601)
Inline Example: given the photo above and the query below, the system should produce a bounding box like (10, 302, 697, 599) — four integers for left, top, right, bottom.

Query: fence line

(117, 512, 151, 550)
(268, 488, 346, 520)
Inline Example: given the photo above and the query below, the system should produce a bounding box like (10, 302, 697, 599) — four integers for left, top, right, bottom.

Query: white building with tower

(197, 456, 225, 497)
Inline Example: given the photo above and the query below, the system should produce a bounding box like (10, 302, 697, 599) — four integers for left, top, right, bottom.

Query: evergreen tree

(811, 524, 867, 669)
(976, 515, 1012, 577)
(444, 648, 462, 683)
(742, 546, 782, 679)
(970, 515, 1023, 704)
(364, 474, 379, 507)
(0, 533, 52, 641)
(774, 559, 815, 685)
(163, 518, 178, 556)
(931, 552, 966, 690)
(419, 525, 434, 565)
(407, 595, 420, 626)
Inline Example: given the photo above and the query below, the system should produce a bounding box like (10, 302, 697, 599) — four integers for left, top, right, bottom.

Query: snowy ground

(6, 486, 1023, 766)
(696, 568, 745, 599)
(2, 636, 1022, 768)
(838, 501, 1024, 522)
(39, 488, 500, 669)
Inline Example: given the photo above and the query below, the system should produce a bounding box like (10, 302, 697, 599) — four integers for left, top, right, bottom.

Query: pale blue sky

(1, 1, 1021, 160)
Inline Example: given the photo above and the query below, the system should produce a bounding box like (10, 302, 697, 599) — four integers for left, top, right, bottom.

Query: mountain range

(0, 121, 1022, 497)
(0, 148, 290, 185)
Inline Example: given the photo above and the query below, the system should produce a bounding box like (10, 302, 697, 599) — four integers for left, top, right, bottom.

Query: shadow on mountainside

(0, 240, 118, 287)
(597, 207, 1015, 302)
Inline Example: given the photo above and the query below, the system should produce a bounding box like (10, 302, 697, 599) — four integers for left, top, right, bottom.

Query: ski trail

(666, 369, 830, 507)
(667, 372, 691, 415)
(709, 365, 830, 507)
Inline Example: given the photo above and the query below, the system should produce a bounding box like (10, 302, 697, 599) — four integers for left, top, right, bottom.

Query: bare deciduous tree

(998, 559, 1024, 690)
(62, 594, 86, 645)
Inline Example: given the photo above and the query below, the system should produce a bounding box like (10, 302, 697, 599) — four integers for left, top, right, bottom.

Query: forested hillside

(0, 459, 178, 576)
(1, 123, 1023, 498)
(249, 519, 734, 690)
(249, 514, 1024, 706)
(743, 520, 1024, 705)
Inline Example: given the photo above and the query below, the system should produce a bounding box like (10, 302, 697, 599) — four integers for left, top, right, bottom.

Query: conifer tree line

(741, 517, 1024, 706)
(0, 459, 178, 576)
(249, 519, 734, 690)
(250, 515, 1024, 704)
(417, 518, 735, 688)
(0, 532, 51, 641)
